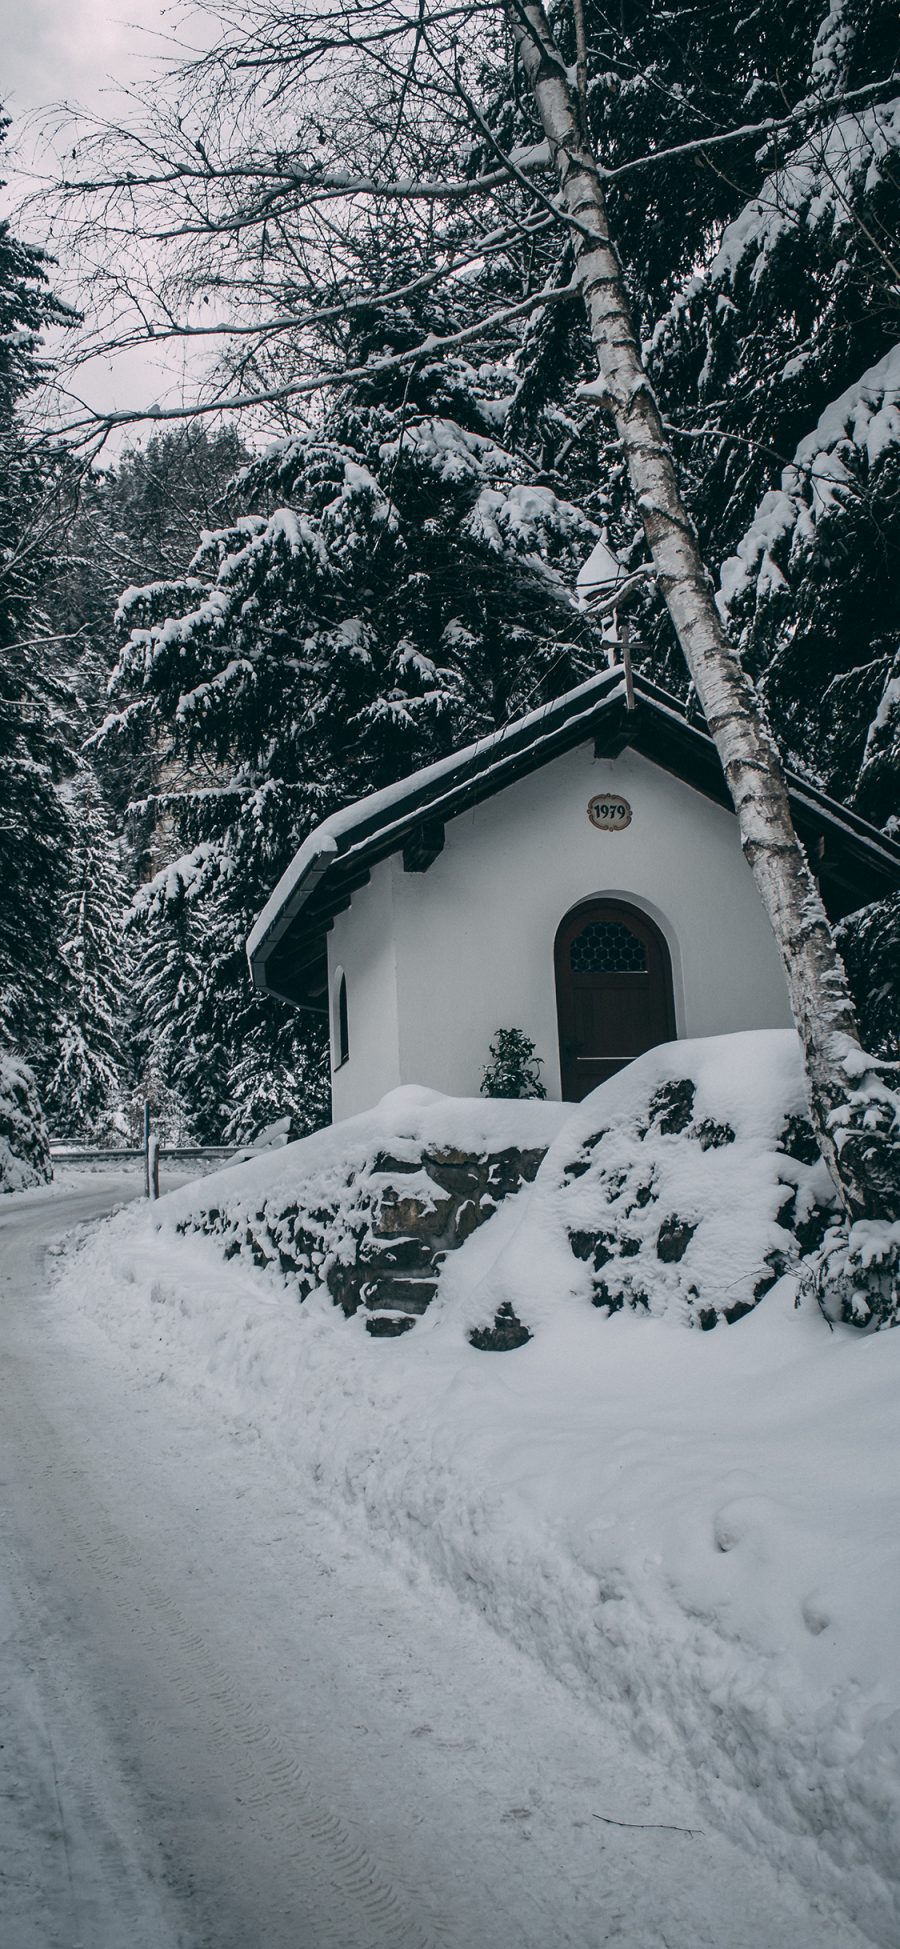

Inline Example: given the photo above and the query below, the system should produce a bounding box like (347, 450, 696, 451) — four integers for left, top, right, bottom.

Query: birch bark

(507, 0, 899, 1226)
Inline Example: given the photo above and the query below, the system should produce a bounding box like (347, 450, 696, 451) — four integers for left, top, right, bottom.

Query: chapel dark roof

(247, 665, 900, 1013)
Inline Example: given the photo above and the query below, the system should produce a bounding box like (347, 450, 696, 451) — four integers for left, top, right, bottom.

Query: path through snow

(0, 1180, 877, 1947)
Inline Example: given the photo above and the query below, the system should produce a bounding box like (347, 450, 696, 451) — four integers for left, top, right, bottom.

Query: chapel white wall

(329, 858, 402, 1121)
(327, 742, 793, 1116)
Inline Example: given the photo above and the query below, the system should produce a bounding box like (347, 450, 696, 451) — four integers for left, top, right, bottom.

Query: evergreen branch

(603, 74, 900, 181)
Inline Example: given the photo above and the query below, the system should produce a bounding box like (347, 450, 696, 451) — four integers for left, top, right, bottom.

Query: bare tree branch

(52, 278, 580, 446)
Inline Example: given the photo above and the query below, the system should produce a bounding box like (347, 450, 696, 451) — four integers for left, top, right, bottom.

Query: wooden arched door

(555, 900, 676, 1101)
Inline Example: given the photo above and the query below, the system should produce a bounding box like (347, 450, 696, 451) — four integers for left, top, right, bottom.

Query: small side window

(334, 969, 349, 1068)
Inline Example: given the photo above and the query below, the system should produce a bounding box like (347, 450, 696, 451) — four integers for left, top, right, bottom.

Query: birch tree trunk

(507, 0, 899, 1228)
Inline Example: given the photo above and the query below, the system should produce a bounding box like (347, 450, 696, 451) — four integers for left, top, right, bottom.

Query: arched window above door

(569, 920, 648, 974)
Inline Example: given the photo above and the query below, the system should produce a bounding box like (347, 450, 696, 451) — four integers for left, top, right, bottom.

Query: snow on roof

(246, 666, 627, 964)
(247, 665, 900, 984)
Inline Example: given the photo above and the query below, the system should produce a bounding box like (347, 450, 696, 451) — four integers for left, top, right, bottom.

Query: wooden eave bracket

(594, 697, 637, 760)
(402, 819, 445, 873)
(265, 924, 330, 1014)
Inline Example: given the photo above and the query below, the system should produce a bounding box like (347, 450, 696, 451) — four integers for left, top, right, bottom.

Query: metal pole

(620, 619, 635, 712)
(143, 1100, 151, 1198)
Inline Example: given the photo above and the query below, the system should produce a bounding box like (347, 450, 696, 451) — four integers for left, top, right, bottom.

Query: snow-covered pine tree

(103, 328, 606, 1139)
(38, 426, 251, 888)
(127, 863, 205, 1142)
(649, 0, 898, 553)
(718, 358, 900, 1061)
(14, 427, 255, 1143)
(0, 1051, 51, 1192)
(505, 0, 900, 1261)
(42, 769, 131, 1140)
(130, 864, 328, 1145)
(644, 5, 900, 1056)
(41, 426, 249, 729)
(642, 0, 898, 698)
(716, 351, 899, 814)
(0, 114, 77, 1178)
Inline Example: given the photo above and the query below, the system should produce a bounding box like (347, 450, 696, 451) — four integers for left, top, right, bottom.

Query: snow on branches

(0, 1050, 51, 1193)
(101, 384, 605, 1141)
(719, 344, 900, 830)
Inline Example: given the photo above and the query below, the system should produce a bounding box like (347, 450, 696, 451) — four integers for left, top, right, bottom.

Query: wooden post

(148, 1131, 160, 1202)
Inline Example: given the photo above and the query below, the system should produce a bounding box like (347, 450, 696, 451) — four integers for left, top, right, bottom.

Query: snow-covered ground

(35, 1031, 900, 1947)
(2, 1172, 878, 1948)
(12, 1156, 190, 1199)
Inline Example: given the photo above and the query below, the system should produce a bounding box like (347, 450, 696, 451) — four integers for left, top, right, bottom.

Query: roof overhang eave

(246, 838, 338, 993)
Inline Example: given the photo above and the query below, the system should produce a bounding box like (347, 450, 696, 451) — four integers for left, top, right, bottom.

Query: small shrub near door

(481, 1029, 546, 1101)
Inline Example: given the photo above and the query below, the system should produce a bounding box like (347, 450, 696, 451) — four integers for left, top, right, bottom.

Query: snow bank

(473, 1030, 834, 1335)
(161, 1082, 568, 1222)
(54, 1034, 900, 1945)
(0, 1052, 51, 1194)
(161, 1085, 571, 1326)
(152, 1031, 835, 1340)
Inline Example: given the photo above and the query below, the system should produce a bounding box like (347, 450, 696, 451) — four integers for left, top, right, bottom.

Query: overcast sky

(3, 2, 215, 439)
(3, 0, 188, 124)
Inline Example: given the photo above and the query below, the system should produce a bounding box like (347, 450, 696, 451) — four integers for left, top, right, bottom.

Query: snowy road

(0, 1182, 875, 1949)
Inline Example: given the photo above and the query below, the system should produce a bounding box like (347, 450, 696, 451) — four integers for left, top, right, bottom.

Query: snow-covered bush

(480, 1027, 546, 1100)
(806, 1213, 900, 1332)
(0, 1050, 52, 1192)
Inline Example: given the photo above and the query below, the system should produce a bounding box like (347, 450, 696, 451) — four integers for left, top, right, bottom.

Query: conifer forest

(1, 0, 898, 1187)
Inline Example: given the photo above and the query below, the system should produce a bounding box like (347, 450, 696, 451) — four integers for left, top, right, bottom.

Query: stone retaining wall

(327, 1146, 546, 1336)
(179, 1143, 547, 1339)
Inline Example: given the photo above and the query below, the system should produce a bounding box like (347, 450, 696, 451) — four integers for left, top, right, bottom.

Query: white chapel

(247, 667, 900, 1119)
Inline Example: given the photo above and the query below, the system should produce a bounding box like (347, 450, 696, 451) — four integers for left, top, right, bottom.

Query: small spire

(575, 530, 628, 612)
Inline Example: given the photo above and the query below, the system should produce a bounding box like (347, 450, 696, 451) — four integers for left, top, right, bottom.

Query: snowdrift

(157, 1030, 836, 1339)
(55, 1031, 900, 1946)
(467, 1028, 836, 1337)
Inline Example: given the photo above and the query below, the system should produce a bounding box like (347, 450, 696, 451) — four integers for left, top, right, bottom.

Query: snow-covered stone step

(362, 1275, 437, 1317)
